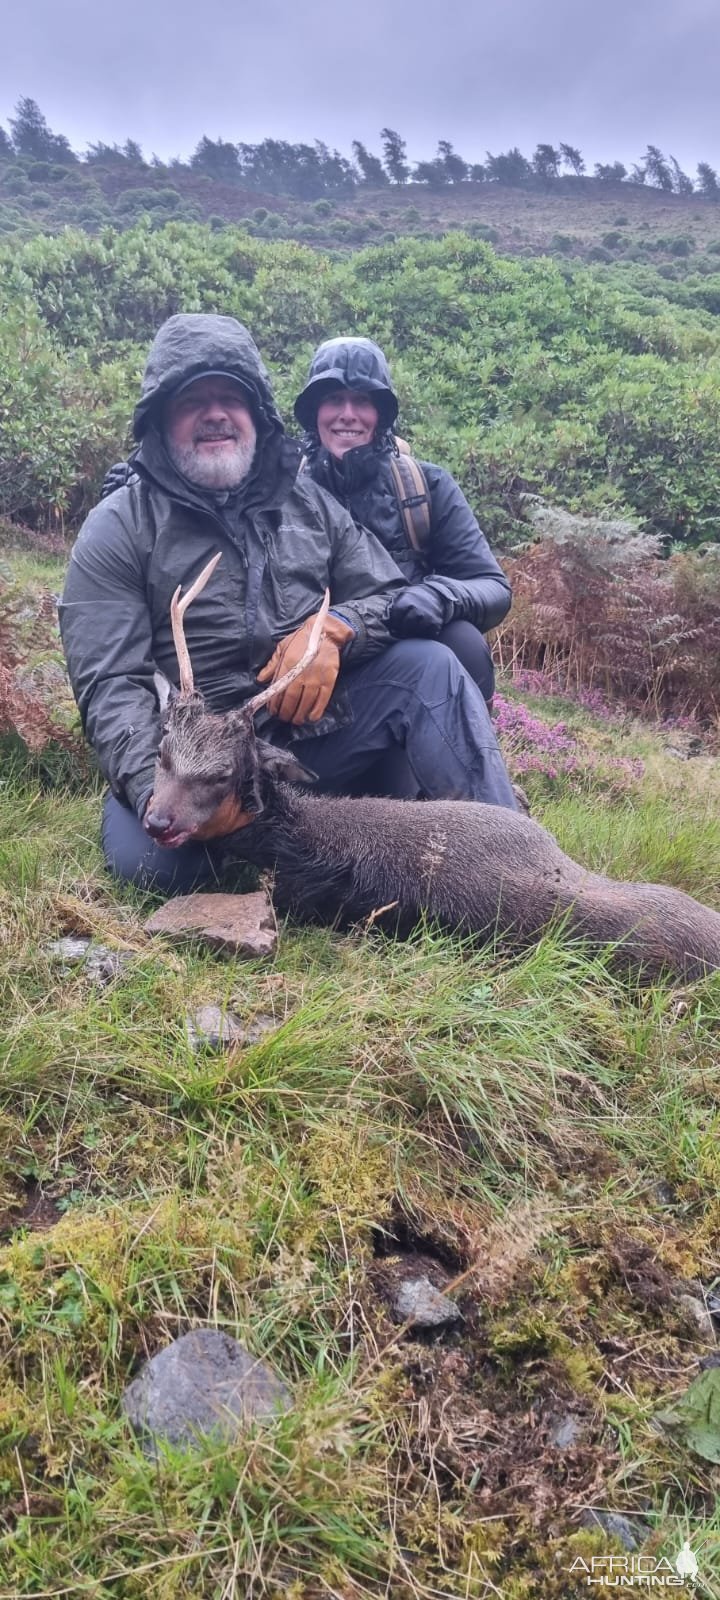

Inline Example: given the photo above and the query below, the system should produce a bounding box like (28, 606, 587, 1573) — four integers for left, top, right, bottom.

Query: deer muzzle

(143, 805, 193, 849)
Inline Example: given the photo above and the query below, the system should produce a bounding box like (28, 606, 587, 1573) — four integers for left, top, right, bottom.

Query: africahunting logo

(567, 1540, 700, 1587)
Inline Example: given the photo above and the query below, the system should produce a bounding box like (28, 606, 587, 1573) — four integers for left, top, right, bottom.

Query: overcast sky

(2, 0, 719, 173)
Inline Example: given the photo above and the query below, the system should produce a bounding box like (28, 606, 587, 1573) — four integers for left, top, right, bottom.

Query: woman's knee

(437, 622, 495, 703)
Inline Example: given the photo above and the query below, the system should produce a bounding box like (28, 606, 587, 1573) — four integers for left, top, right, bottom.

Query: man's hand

(389, 582, 452, 638)
(257, 610, 354, 725)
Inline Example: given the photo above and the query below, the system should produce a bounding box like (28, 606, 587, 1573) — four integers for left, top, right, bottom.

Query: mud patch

(0, 1177, 63, 1240)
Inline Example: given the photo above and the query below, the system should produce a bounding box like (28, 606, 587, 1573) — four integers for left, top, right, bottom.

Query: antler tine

(242, 589, 331, 720)
(170, 552, 222, 697)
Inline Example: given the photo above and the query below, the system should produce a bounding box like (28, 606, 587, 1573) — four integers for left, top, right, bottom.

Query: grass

(2, 638, 720, 1594)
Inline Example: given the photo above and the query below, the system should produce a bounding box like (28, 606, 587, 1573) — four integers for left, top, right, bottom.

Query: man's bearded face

(165, 376, 257, 489)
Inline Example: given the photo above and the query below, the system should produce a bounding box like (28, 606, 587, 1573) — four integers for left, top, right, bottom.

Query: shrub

(496, 503, 720, 718)
(313, 199, 334, 217)
(469, 222, 500, 243)
(252, 207, 268, 222)
(0, 562, 82, 755)
(601, 231, 623, 249)
(2, 170, 29, 195)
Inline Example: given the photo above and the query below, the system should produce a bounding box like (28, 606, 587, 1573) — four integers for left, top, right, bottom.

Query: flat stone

(580, 1512, 652, 1552)
(391, 1275, 461, 1330)
(186, 1004, 277, 1052)
(46, 938, 134, 986)
(144, 890, 277, 959)
(550, 1413, 583, 1449)
(677, 1293, 718, 1343)
(46, 936, 92, 963)
(121, 1328, 291, 1455)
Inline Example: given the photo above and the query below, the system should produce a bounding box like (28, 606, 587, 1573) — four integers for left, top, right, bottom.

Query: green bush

(2, 170, 29, 195)
(601, 231, 623, 249)
(4, 223, 720, 548)
(313, 198, 334, 217)
(469, 222, 500, 243)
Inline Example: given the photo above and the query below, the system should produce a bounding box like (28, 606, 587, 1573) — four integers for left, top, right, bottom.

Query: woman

(293, 336, 511, 705)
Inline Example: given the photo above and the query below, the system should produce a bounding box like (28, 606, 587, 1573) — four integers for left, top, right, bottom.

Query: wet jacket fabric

(294, 337, 511, 632)
(307, 443, 511, 632)
(60, 315, 406, 819)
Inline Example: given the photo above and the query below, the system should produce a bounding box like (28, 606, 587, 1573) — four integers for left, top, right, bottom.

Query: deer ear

(154, 671, 177, 716)
(257, 740, 317, 786)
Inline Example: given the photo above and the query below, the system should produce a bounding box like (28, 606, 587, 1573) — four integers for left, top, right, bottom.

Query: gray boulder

(122, 1328, 291, 1455)
(391, 1275, 461, 1330)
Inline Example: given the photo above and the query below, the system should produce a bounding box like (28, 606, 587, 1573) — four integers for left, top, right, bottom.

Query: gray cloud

(1, 0, 718, 171)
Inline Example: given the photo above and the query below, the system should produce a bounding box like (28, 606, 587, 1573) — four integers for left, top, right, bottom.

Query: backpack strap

(388, 450, 432, 554)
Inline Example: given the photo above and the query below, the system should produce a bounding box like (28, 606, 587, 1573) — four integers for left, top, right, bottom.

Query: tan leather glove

(256, 610, 354, 725)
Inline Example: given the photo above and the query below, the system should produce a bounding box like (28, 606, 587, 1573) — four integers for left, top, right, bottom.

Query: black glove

(101, 460, 135, 500)
(389, 581, 453, 638)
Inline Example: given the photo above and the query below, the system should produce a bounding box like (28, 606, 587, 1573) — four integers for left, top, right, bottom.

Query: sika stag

(144, 556, 720, 980)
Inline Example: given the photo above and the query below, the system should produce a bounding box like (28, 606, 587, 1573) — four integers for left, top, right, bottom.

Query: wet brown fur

(149, 701, 720, 982)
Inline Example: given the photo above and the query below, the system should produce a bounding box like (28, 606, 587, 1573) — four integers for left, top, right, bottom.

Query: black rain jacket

(60, 314, 406, 818)
(294, 337, 511, 633)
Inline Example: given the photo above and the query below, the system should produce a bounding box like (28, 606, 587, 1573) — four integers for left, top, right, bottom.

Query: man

(61, 312, 517, 894)
(294, 336, 510, 705)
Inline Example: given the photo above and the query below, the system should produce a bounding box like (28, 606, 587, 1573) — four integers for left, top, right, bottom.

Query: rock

(144, 891, 277, 959)
(677, 1293, 717, 1343)
(391, 1275, 461, 1330)
(550, 1413, 583, 1449)
(651, 1180, 676, 1208)
(122, 1329, 291, 1455)
(699, 1352, 720, 1371)
(84, 946, 135, 986)
(663, 733, 704, 761)
(186, 1004, 276, 1052)
(46, 936, 92, 964)
(580, 1511, 652, 1551)
(46, 937, 133, 986)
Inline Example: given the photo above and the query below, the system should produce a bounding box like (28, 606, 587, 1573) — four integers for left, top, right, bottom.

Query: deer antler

(170, 552, 222, 696)
(241, 589, 331, 719)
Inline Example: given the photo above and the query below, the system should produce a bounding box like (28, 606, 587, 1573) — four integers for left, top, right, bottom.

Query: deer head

(144, 554, 326, 848)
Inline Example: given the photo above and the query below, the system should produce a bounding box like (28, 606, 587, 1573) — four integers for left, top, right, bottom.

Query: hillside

(3, 152, 720, 272)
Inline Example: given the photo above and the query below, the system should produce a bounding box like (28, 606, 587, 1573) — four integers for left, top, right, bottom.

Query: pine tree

(437, 140, 468, 183)
(380, 128, 409, 184)
(697, 161, 720, 197)
(351, 141, 388, 186)
(9, 97, 75, 162)
(560, 143, 585, 176)
(532, 144, 561, 181)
